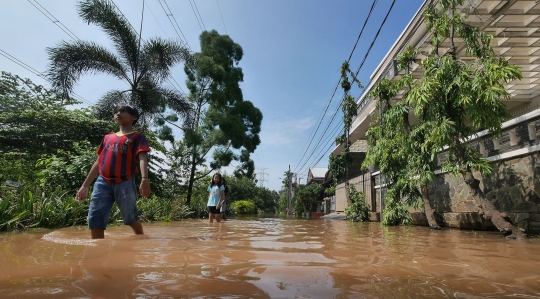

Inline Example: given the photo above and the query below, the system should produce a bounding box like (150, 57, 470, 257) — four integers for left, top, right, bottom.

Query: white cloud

(261, 117, 315, 146)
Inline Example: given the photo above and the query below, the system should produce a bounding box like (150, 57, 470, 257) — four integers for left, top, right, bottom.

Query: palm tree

(46, 0, 191, 126)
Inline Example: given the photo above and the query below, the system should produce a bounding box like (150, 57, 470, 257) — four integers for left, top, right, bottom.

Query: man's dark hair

(114, 104, 140, 125)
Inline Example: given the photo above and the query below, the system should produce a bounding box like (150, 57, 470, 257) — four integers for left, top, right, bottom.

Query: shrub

(381, 187, 412, 226)
(231, 200, 256, 214)
(344, 185, 370, 222)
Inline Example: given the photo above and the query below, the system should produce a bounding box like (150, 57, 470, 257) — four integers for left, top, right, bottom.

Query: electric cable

(216, 0, 228, 35)
(158, 0, 192, 50)
(292, 0, 379, 173)
(0, 48, 93, 105)
(28, 0, 80, 41)
(295, 0, 399, 175)
(189, 0, 206, 31)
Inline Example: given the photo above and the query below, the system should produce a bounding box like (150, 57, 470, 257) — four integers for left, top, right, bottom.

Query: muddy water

(1, 217, 540, 299)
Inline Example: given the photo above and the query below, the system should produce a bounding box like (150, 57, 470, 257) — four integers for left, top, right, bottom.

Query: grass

(0, 186, 194, 232)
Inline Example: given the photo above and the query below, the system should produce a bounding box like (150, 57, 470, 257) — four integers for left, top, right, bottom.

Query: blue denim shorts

(88, 176, 139, 229)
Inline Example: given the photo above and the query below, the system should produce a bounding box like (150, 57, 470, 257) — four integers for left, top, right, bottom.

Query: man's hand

(76, 186, 89, 202)
(139, 178, 151, 199)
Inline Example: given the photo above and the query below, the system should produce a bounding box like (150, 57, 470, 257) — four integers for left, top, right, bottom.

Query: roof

(308, 167, 328, 179)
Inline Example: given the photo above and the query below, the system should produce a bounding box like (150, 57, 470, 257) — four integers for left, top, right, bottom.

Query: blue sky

(1, 0, 425, 191)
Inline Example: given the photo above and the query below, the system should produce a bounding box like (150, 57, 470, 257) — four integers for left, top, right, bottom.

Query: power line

(292, 0, 379, 173)
(109, 0, 187, 95)
(216, 0, 228, 35)
(254, 151, 265, 168)
(28, 0, 81, 42)
(189, 0, 206, 31)
(294, 0, 398, 175)
(0, 48, 93, 106)
(354, 0, 396, 77)
(146, 1, 170, 38)
(292, 77, 340, 173)
(296, 115, 343, 176)
(158, 0, 192, 51)
(192, 1, 206, 30)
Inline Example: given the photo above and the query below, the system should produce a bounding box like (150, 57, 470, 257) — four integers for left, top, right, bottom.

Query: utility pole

(288, 165, 292, 215)
(258, 168, 268, 188)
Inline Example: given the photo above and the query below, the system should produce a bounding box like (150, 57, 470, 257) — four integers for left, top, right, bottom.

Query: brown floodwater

(1, 216, 539, 299)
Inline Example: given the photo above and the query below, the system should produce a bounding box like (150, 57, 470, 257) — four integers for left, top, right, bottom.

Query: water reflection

(0, 217, 539, 298)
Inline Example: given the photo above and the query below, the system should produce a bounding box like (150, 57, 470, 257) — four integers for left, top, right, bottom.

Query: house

(331, 0, 540, 233)
(306, 167, 327, 185)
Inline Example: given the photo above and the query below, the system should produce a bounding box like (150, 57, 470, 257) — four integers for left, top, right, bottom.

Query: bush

(231, 200, 256, 214)
(137, 196, 193, 222)
(0, 184, 196, 232)
(0, 186, 89, 231)
(293, 183, 322, 215)
(344, 185, 370, 222)
(382, 188, 412, 226)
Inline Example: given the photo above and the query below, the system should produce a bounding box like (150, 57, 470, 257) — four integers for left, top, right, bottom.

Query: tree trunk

(420, 183, 440, 229)
(185, 151, 197, 206)
(463, 171, 526, 239)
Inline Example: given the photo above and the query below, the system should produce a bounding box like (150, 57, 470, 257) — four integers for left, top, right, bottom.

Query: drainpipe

(380, 173, 384, 213)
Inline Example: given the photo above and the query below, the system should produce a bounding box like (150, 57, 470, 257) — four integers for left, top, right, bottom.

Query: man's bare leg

(209, 213, 213, 223)
(91, 228, 105, 239)
(130, 221, 144, 235)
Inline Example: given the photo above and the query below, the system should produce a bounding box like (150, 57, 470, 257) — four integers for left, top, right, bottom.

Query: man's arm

(76, 158, 99, 202)
(139, 152, 151, 199)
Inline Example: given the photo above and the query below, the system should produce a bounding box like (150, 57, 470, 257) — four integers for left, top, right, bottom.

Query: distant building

(306, 167, 327, 185)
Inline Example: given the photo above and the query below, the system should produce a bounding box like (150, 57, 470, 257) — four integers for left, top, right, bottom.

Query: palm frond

(77, 0, 139, 74)
(140, 38, 191, 83)
(93, 90, 130, 121)
(46, 41, 128, 96)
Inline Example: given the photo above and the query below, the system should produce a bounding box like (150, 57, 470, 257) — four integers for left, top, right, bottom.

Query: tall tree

(364, 47, 440, 228)
(183, 30, 262, 205)
(407, 0, 523, 238)
(328, 62, 362, 205)
(46, 0, 191, 128)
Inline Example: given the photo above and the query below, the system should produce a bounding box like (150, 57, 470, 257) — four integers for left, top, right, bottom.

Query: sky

(1, 0, 425, 191)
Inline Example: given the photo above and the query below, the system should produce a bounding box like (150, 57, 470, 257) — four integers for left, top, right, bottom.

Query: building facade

(331, 0, 540, 234)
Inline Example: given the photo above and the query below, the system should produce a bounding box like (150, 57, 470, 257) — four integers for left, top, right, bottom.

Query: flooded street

(1, 217, 540, 298)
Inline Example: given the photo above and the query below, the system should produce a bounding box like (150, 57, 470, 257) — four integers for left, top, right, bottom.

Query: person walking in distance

(220, 177, 230, 220)
(207, 173, 225, 223)
(76, 104, 151, 239)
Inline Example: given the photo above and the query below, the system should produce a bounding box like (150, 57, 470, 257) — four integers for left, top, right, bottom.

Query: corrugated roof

(309, 167, 328, 179)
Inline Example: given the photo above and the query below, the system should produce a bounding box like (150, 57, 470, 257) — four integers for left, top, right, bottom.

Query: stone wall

(425, 152, 540, 234)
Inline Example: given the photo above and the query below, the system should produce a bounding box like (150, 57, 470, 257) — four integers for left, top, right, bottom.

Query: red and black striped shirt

(96, 131, 151, 183)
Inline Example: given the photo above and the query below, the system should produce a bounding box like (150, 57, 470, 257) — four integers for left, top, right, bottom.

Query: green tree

(46, 0, 191, 128)
(0, 72, 113, 185)
(329, 62, 362, 205)
(293, 183, 322, 215)
(363, 47, 439, 228)
(407, 0, 523, 238)
(183, 30, 263, 205)
(0, 72, 112, 156)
